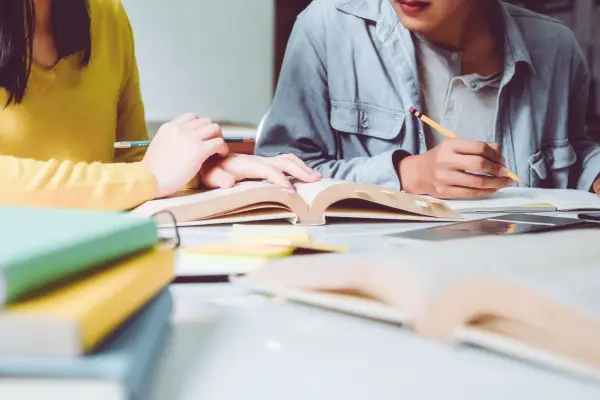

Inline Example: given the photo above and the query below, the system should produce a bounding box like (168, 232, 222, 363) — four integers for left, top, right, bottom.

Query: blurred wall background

(123, 0, 600, 133)
(122, 0, 275, 127)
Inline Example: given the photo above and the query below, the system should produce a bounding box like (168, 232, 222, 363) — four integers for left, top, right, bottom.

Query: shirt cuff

(578, 163, 600, 194)
(393, 149, 414, 192)
(593, 174, 600, 194)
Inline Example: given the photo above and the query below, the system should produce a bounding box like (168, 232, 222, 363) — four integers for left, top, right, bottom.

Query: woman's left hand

(199, 153, 322, 190)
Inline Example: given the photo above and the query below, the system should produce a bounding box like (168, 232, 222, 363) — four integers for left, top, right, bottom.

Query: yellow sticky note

(184, 242, 295, 259)
(183, 240, 347, 259)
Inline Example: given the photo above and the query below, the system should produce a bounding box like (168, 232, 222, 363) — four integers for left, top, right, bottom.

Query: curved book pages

(133, 179, 461, 226)
(234, 229, 600, 384)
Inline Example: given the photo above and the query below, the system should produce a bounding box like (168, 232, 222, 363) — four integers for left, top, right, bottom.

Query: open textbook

(235, 229, 600, 382)
(443, 187, 600, 213)
(133, 179, 461, 226)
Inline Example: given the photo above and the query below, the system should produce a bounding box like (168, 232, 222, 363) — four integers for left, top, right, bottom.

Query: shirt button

(451, 53, 459, 61)
(470, 82, 478, 90)
(360, 113, 369, 129)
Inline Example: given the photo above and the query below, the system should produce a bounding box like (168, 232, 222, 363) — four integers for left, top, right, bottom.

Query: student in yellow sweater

(0, 0, 321, 211)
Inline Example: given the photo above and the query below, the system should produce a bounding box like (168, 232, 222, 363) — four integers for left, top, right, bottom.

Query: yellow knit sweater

(0, 0, 156, 211)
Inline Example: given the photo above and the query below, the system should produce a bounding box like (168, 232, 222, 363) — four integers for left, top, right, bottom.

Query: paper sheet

(443, 187, 600, 212)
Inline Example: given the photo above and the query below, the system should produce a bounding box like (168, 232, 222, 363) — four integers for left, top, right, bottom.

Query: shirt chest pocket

(528, 141, 577, 189)
(330, 101, 405, 158)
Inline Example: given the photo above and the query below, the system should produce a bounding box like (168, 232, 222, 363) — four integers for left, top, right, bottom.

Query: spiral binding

(151, 210, 181, 249)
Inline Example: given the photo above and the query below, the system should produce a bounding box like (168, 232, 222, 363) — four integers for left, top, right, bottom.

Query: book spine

(127, 291, 173, 400)
(0, 271, 5, 306)
(80, 249, 174, 352)
(0, 290, 173, 385)
(4, 219, 158, 304)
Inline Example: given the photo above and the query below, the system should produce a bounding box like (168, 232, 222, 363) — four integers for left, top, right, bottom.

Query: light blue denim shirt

(256, 0, 600, 192)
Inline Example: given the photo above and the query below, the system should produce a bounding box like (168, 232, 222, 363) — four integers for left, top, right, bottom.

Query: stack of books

(0, 206, 175, 400)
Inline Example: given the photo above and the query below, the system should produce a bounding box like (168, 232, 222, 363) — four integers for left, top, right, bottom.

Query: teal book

(0, 206, 158, 304)
(0, 289, 172, 400)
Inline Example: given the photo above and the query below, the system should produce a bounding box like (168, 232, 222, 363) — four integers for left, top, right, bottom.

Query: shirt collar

(496, 1, 536, 77)
(334, 0, 397, 41)
(335, 0, 536, 76)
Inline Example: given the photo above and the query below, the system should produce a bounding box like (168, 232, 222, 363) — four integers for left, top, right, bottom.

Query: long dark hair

(0, 0, 91, 106)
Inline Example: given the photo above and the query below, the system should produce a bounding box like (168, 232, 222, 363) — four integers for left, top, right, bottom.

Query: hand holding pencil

(398, 107, 521, 199)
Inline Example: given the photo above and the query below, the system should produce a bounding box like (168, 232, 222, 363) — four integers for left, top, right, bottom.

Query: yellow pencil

(409, 107, 523, 184)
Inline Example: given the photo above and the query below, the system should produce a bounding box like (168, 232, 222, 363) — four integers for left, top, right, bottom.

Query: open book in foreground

(443, 187, 600, 213)
(235, 229, 600, 383)
(133, 179, 461, 226)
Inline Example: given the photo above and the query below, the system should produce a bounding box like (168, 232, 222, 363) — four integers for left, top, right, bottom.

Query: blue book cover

(0, 289, 172, 400)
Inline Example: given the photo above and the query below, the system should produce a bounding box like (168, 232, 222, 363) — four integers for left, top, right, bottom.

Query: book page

(239, 228, 600, 337)
(446, 265, 600, 382)
(239, 229, 600, 381)
(527, 188, 600, 210)
(442, 187, 600, 213)
(441, 188, 549, 212)
(498, 267, 600, 320)
(453, 325, 600, 383)
(391, 228, 600, 310)
(360, 229, 600, 383)
(236, 252, 418, 325)
(133, 181, 276, 216)
(293, 179, 345, 207)
(401, 247, 600, 319)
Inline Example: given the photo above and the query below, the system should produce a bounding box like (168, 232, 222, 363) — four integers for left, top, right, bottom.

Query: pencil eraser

(409, 107, 416, 114)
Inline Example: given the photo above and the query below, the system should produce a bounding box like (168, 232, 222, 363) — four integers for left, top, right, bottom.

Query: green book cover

(0, 206, 158, 304)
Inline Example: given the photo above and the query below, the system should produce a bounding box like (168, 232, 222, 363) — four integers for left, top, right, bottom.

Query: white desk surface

(150, 283, 600, 400)
(174, 212, 583, 262)
(174, 211, 580, 240)
(174, 220, 455, 268)
(149, 215, 600, 399)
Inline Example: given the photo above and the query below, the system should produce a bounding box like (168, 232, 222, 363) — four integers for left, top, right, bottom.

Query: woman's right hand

(142, 113, 229, 198)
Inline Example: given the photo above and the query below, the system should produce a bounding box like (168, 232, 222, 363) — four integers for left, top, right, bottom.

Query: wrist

(594, 177, 600, 195)
(134, 161, 161, 201)
(141, 160, 170, 199)
(398, 155, 423, 194)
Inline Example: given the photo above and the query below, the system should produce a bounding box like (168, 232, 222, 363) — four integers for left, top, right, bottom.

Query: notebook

(0, 290, 172, 400)
(442, 187, 600, 213)
(0, 206, 158, 304)
(133, 179, 461, 226)
(0, 247, 174, 357)
(235, 229, 600, 383)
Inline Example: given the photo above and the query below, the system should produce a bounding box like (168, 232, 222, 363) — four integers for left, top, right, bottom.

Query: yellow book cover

(0, 247, 174, 357)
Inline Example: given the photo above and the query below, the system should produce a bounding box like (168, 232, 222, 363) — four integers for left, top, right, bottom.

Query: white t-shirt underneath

(414, 34, 502, 149)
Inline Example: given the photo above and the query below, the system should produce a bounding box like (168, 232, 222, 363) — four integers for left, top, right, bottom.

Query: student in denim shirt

(256, 0, 600, 199)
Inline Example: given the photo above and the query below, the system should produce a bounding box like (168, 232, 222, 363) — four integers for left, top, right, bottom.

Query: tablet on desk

(385, 214, 590, 243)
